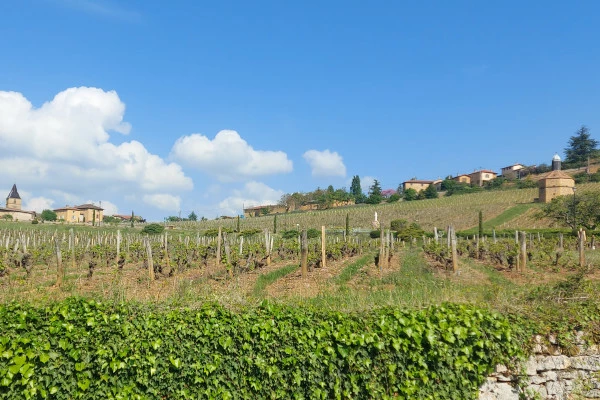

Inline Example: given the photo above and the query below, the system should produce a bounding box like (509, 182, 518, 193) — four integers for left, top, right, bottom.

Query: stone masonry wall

(479, 333, 600, 400)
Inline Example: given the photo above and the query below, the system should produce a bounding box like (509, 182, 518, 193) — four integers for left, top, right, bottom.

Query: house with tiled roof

(54, 203, 104, 224)
(468, 170, 498, 187)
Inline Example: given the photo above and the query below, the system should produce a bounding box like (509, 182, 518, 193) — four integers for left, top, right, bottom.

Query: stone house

(468, 170, 498, 187)
(452, 174, 471, 184)
(402, 180, 434, 192)
(54, 204, 104, 223)
(501, 163, 526, 178)
(0, 184, 36, 221)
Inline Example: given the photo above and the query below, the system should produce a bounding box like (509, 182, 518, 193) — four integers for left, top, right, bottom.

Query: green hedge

(0, 299, 522, 399)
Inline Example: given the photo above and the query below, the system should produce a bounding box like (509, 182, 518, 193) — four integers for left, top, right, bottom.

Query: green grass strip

(332, 253, 375, 285)
(463, 203, 538, 234)
(252, 264, 298, 297)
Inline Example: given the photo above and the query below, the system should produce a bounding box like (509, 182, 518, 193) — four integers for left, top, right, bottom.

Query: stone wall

(479, 334, 600, 400)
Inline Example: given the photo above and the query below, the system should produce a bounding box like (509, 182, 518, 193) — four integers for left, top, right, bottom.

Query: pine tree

(565, 125, 599, 166)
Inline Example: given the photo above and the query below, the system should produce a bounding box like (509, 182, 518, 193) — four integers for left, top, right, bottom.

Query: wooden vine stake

(450, 226, 458, 273)
(55, 237, 64, 287)
(69, 228, 75, 272)
(300, 229, 308, 278)
(145, 238, 155, 281)
(224, 233, 233, 278)
(116, 230, 121, 266)
(519, 231, 527, 272)
(321, 226, 326, 269)
(216, 227, 222, 267)
(579, 228, 586, 268)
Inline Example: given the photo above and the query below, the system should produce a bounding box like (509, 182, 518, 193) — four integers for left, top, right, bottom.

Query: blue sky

(1, 0, 600, 220)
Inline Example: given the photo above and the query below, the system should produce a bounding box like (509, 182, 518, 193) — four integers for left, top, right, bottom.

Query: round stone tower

(538, 155, 574, 203)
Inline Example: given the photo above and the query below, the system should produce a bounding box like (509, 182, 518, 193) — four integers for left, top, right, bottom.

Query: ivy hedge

(0, 299, 522, 399)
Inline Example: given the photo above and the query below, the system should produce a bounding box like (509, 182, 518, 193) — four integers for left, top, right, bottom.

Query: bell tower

(6, 184, 22, 211)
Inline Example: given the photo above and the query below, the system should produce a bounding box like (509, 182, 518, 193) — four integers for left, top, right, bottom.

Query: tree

(188, 211, 198, 221)
(388, 193, 401, 203)
(131, 210, 135, 228)
(350, 175, 362, 198)
(536, 192, 600, 231)
(403, 188, 418, 201)
(478, 210, 483, 238)
(366, 179, 383, 204)
(423, 184, 438, 199)
(564, 125, 599, 166)
(142, 223, 165, 235)
(41, 209, 57, 222)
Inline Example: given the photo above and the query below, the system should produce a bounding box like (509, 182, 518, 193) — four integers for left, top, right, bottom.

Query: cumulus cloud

(303, 149, 346, 177)
(171, 130, 293, 181)
(361, 176, 376, 193)
(0, 87, 192, 212)
(23, 197, 55, 213)
(143, 194, 181, 212)
(218, 181, 284, 216)
(86, 200, 119, 216)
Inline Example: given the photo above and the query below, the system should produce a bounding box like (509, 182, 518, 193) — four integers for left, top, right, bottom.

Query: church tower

(6, 184, 22, 211)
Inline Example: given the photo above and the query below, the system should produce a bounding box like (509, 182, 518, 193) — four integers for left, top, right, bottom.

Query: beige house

(54, 204, 104, 224)
(501, 163, 526, 177)
(468, 170, 498, 187)
(538, 155, 575, 203)
(0, 184, 36, 221)
(243, 204, 287, 218)
(452, 174, 471, 184)
(402, 180, 435, 192)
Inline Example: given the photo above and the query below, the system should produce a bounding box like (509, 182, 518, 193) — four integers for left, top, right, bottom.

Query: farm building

(538, 154, 575, 203)
(0, 184, 36, 221)
(501, 163, 526, 177)
(468, 170, 497, 187)
(452, 174, 471, 184)
(54, 204, 104, 224)
(243, 204, 287, 218)
(402, 180, 434, 192)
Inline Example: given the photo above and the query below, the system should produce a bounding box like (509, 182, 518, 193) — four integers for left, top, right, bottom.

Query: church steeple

(6, 184, 22, 210)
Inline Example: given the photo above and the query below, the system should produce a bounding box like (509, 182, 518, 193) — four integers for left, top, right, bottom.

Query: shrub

(388, 193, 401, 203)
(307, 228, 320, 239)
(282, 229, 299, 239)
(31, 219, 39, 224)
(40, 209, 57, 221)
(141, 223, 165, 235)
(240, 229, 262, 237)
(370, 230, 381, 239)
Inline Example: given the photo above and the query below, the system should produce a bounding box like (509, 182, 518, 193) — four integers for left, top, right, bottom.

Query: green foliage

(1, 215, 12, 221)
(387, 193, 401, 203)
(0, 298, 522, 399)
(345, 213, 350, 237)
(564, 125, 599, 167)
(536, 192, 600, 231)
(273, 214, 277, 234)
(102, 215, 120, 224)
(281, 229, 299, 239)
(141, 223, 165, 235)
(40, 209, 57, 222)
(306, 228, 320, 239)
(31, 219, 38, 224)
(365, 179, 383, 204)
(188, 211, 198, 221)
(403, 188, 418, 201)
(350, 175, 362, 199)
(423, 184, 438, 199)
(204, 228, 233, 237)
(515, 178, 537, 189)
(478, 210, 483, 238)
(239, 229, 262, 237)
(369, 230, 381, 239)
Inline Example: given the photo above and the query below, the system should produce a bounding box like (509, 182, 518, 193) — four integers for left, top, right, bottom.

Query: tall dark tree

(564, 125, 599, 166)
(423, 184, 438, 199)
(478, 210, 483, 238)
(350, 175, 362, 197)
(366, 180, 383, 204)
(188, 211, 198, 221)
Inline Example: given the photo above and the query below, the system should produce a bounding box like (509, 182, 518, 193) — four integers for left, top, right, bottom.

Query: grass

(252, 264, 299, 297)
(331, 253, 374, 285)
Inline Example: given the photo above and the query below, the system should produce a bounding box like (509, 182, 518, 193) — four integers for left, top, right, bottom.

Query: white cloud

(0, 87, 192, 212)
(143, 194, 181, 212)
(171, 130, 293, 181)
(218, 181, 284, 216)
(23, 197, 55, 213)
(86, 200, 118, 216)
(361, 176, 376, 193)
(303, 149, 346, 177)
